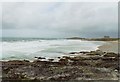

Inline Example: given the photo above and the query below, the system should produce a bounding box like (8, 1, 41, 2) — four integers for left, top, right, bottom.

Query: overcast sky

(2, 2, 118, 38)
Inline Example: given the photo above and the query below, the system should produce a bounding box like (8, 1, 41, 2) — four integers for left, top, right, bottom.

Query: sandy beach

(98, 41, 118, 53)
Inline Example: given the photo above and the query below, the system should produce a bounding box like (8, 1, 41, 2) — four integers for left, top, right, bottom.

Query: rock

(101, 57, 117, 61)
(96, 61, 118, 69)
(2, 60, 29, 67)
(59, 59, 68, 65)
(79, 51, 89, 54)
(69, 52, 77, 54)
(48, 59, 54, 62)
(69, 57, 80, 61)
(89, 56, 101, 60)
(23, 60, 30, 62)
(71, 61, 89, 66)
(103, 52, 118, 58)
(2, 50, 119, 80)
(58, 57, 61, 59)
(35, 57, 46, 60)
(48, 74, 70, 80)
(62, 56, 71, 59)
(86, 53, 97, 56)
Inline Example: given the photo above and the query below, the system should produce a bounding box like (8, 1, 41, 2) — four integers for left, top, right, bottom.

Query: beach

(1, 40, 119, 81)
(2, 2, 118, 81)
(98, 41, 118, 53)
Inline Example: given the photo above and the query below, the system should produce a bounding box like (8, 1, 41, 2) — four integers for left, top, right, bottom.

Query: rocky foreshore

(1, 50, 119, 81)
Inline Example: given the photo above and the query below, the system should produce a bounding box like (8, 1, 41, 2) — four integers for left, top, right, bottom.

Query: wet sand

(98, 41, 119, 53)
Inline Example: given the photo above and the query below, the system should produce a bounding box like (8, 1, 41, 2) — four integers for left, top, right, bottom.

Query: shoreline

(98, 41, 118, 53)
(1, 40, 119, 80)
(1, 40, 118, 62)
(2, 49, 119, 80)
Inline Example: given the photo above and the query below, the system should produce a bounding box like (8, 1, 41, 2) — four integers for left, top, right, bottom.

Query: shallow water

(1, 38, 104, 61)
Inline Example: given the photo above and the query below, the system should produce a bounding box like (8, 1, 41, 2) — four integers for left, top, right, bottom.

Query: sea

(0, 37, 105, 61)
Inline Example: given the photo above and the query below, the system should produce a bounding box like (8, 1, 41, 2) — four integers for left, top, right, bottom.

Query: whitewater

(0, 39, 104, 61)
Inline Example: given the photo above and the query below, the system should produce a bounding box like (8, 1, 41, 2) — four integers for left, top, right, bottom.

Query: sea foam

(1, 39, 104, 61)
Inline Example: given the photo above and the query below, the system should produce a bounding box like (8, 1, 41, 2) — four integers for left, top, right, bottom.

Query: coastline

(98, 41, 118, 53)
(2, 50, 119, 80)
(1, 39, 104, 61)
(1, 40, 119, 81)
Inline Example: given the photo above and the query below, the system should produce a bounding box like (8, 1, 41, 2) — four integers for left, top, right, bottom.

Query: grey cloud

(2, 2, 118, 38)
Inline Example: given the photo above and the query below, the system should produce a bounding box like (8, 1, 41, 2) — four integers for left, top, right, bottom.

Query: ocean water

(1, 38, 104, 61)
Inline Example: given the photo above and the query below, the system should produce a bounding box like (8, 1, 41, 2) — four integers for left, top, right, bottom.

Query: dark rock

(48, 59, 54, 62)
(58, 57, 61, 59)
(59, 59, 68, 65)
(79, 51, 89, 54)
(69, 52, 77, 54)
(2, 50, 119, 80)
(103, 52, 118, 58)
(35, 57, 46, 59)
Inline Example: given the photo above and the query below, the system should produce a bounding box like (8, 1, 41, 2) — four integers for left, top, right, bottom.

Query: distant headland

(66, 36, 118, 41)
